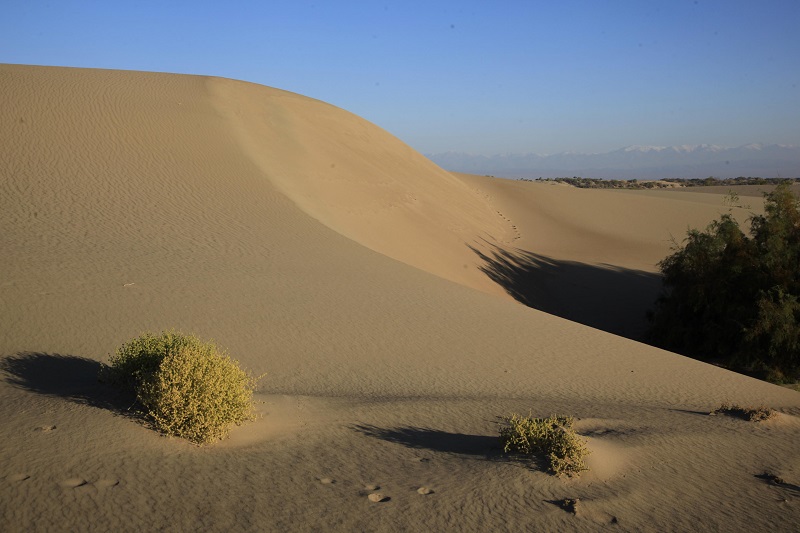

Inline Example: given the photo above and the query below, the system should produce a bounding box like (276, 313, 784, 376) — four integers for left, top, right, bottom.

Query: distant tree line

(523, 176, 800, 189)
(663, 176, 800, 187)
(647, 182, 800, 383)
(526, 177, 663, 189)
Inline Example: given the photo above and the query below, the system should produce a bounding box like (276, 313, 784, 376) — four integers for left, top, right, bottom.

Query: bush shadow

(1, 352, 136, 416)
(668, 408, 713, 417)
(469, 242, 661, 341)
(755, 473, 800, 495)
(353, 424, 502, 458)
(353, 423, 550, 471)
(545, 498, 579, 514)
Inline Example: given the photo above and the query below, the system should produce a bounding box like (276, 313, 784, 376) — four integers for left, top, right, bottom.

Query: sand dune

(1, 65, 798, 532)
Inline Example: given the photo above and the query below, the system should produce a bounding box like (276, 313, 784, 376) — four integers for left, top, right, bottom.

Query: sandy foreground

(1, 64, 798, 532)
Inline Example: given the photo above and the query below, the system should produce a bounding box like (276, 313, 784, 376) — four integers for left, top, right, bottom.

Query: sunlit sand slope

(209, 78, 513, 297)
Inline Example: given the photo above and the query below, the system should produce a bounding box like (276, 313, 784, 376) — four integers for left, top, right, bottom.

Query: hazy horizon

(428, 143, 800, 180)
(428, 141, 800, 158)
(3, 1, 798, 155)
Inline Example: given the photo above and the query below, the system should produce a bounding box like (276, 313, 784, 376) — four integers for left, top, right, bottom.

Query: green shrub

(101, 330, 199, 389)
(499, 413, 589, 477)
(647, 181, 800, 382)
(101, 331, 261, 444)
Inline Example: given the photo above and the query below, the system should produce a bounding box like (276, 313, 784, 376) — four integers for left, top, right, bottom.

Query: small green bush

(499, 413, 589, 477)
(101, 330, 199, 389)
(101, 331, 261, 444)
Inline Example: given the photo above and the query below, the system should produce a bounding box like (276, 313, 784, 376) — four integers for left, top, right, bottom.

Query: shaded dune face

(208, 77, 514, 297)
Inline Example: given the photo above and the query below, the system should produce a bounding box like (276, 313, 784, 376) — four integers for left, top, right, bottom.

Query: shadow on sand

(469, 242, 661, 341)
(755, 473, 800, 495)
(1, 352, 135, 415)
(353, 424, 501, 457)
(353, 424, 550, 471)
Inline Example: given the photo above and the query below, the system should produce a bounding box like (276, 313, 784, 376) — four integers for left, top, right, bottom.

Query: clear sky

(2, 1, 799, 155)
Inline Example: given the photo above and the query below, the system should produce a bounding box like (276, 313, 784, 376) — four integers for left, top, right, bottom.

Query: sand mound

(1, 64, 798, 531)
(208, 78, 518, 297)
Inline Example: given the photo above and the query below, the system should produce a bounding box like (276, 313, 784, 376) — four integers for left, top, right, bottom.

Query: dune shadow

(353, 424, 502, 458)
(353, 424, 553, 472)
(1, 352, 136, 415)
(469, 242, 661, 341)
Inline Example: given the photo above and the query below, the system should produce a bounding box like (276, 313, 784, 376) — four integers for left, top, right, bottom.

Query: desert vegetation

(498, 413, 589, 477)
(647, 182, 800, 383)
(100, 331, 262, 444)
(527, 177, 666, 189)
(710, 403, 777, 422)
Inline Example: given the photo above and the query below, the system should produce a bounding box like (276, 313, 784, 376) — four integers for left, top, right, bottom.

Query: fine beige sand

(1, 64, 798, 532)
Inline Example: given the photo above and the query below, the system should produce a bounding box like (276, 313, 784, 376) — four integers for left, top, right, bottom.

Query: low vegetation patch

(559, 498, 580, 515)
(711, 403, 777, 422)
(499, 413, 589, 477)
(527, 176, 667, 189)
(100, 331, 262, 444)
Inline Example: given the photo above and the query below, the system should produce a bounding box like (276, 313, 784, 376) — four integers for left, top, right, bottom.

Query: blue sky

(2, 1, 799, 155)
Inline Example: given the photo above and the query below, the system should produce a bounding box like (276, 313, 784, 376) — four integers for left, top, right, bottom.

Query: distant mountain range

(426, 144, 800, 180)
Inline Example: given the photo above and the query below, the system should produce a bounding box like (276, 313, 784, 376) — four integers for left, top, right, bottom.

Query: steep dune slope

(209, 78, 513, 297)
(1, 65, 798, 532)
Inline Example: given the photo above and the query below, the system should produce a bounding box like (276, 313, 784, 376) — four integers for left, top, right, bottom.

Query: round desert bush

(102, 331, 260, 444)
(499, 413, 589, 477)
(101, 330, 199, 389)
